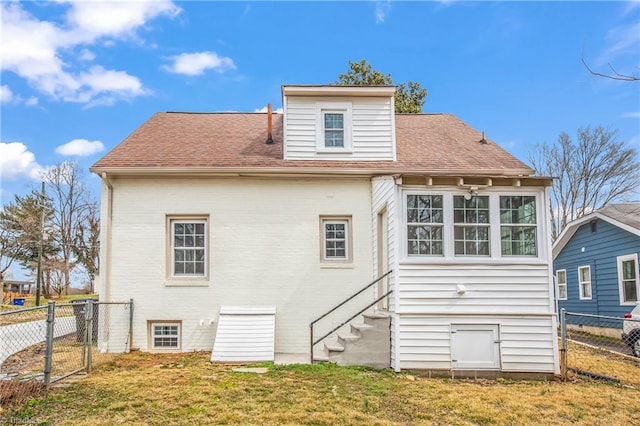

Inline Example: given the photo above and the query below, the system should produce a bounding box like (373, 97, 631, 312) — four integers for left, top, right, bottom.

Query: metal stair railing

(309, 270, 392, 363)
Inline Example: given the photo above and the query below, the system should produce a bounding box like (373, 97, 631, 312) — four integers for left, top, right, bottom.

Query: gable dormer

(281, 85, 396, 161)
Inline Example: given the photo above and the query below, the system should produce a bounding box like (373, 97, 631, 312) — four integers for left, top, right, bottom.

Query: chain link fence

(0, 300, 132, 408)
(560, 309, 640, 387)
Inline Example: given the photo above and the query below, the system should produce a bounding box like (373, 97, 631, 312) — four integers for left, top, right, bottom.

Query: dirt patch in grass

(4, 351, 640, 425)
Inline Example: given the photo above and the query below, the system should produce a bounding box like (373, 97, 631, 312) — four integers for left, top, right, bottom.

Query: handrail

(309, 270, 392, 363)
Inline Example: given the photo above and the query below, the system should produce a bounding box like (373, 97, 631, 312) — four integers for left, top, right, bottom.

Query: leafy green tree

(0, 189, 57, 284)
(335, 59, 427, 113)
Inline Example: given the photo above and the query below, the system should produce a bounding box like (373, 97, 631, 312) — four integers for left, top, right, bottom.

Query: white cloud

(375, 1, 392, 24)
(55, 139, 105, 157)
(622, 112, 640, 119)
(78, 48, 96, 62)
(0, 85, 13, 103)
(254, 105, 283, 114)
(596, 21, 640, 66)
(163, 52, 236, 76)
(0, 84, 39, 106)
(0, 142, 44, 181)
(0, 1, 180, 106)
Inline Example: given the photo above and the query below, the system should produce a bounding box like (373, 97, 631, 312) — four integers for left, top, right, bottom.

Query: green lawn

(3, 351, 640, 425)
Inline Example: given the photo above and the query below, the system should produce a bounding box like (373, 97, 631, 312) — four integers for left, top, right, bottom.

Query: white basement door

(211, 306, 276, 362)
(450, 324, 501, 370)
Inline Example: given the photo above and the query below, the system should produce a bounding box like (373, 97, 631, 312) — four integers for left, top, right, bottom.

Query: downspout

(100, 173, 113, 304)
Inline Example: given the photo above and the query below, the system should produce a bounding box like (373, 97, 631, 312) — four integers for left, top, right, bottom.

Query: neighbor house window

(150, 322, 181, 351)
(316, 103, 352, 151)
(618, 254, 639, 304)
(556, 269, 567, 300)
(453, 195, 490, 256)
(170, 218, 207, 277)
(407, 194, 443, 255)
(578, 265, 592, 300)
(500, 196, 537, 256)
(320, 216, 352, 262)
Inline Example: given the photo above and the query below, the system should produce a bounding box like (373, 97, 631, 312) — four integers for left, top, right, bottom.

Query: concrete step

(324, 340, 344, 353)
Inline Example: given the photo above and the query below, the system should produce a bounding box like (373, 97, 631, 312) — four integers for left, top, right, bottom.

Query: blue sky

(1, 0, 639, 205)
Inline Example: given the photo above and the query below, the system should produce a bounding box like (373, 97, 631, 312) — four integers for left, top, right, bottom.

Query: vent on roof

(266, 103, 274, 145)
(479, 132, 488, 144)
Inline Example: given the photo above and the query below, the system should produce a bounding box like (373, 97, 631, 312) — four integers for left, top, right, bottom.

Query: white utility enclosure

(211, 306, 276, 362)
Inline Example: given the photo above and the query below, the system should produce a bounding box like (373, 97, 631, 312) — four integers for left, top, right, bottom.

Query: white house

(91, 85, 559, 375)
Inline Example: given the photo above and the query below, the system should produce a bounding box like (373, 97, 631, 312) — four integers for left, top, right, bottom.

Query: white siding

(105, 177, 375, 355)
(397, 315, 556, 372)
(397, 264, 552, 314)
(284, 96, 394, 160)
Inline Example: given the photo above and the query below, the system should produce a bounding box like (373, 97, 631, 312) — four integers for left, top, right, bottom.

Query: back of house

(91, 84, 558, 376)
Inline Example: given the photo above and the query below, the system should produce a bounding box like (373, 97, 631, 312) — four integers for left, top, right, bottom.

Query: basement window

(149, 321, 181, 351)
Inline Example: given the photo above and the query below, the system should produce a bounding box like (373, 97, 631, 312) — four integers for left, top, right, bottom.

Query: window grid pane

(500, 196, 537, 256)
(407, 195, 443, 255)
(324, 113, 345, 148)
(172, 220, 206, 276)
(324, 221, 347, 259)
(557, 270, 567, 299)
(153, 325, 179, 349)
(453, 196, 490, 256)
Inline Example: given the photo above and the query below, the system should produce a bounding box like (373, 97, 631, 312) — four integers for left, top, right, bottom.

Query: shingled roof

(91, 112, 533, 176)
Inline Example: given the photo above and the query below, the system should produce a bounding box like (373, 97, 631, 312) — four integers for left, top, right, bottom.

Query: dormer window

(324, 113, 344, 147)
(316, 102, 352, 152)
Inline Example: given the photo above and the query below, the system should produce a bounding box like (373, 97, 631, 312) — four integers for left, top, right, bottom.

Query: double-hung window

(316, 102, 352, 151)
(320, 216, 352, 263)
(407, 195, 443, 255)
(578, 266, 592, 300)
(618, 254, 639, 304)
(556, 269, 567, 300)
(170, 218, 207, 277)
(323, 113, 344, 147)
(453, 195, 490, 256)
(500, 196, 537, 256)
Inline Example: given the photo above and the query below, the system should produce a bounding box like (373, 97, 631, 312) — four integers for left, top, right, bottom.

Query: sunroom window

(500, 196, 537, 256)
(407, 195, 443, 255)
(453, 195, 490, 256)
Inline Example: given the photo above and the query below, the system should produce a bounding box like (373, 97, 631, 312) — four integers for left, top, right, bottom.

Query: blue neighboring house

(553, 203, 640, 324)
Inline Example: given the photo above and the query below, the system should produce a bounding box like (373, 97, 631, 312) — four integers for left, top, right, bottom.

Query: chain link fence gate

(0, 299, 133, 408)
(560, 309, 640, 388)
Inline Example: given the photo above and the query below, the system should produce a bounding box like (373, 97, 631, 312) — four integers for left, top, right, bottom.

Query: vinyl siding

(556, 218, 640, 321)
(397, 315, 556, 372)
(284, 96, 394, 160)
(102, 177, 375, 354)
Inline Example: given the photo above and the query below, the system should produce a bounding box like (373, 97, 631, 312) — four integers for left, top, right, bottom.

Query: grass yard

(3, 351, 640, 425)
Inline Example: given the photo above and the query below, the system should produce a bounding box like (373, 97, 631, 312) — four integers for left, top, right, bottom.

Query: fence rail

(560, 309, 640, 387)
(0, 299, 133, 408)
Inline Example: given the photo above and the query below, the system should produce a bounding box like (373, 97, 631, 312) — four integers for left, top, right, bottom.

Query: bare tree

(74, 204, 99, 293)
(529, 126, 640, 240)
(44, 162, 96, 295)
(582, 52, 639, 82)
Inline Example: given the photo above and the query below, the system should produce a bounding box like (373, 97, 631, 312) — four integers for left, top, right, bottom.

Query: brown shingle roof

(91, 112, 533, 175)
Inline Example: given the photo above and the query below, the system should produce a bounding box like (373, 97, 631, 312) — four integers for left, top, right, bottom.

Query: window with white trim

(500, 195, 537, 256)
(618, 254, 639, 304)
(170, 218, 207, 277)
(578, 265, 592, 300)
(150, 322, 181, 350)
(320, 216, 352, 262)
(407, 194, 443, 255)
(556, 269, 567, 300)
(453, 195, 490, 256)
(316, 102, 352, 151)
